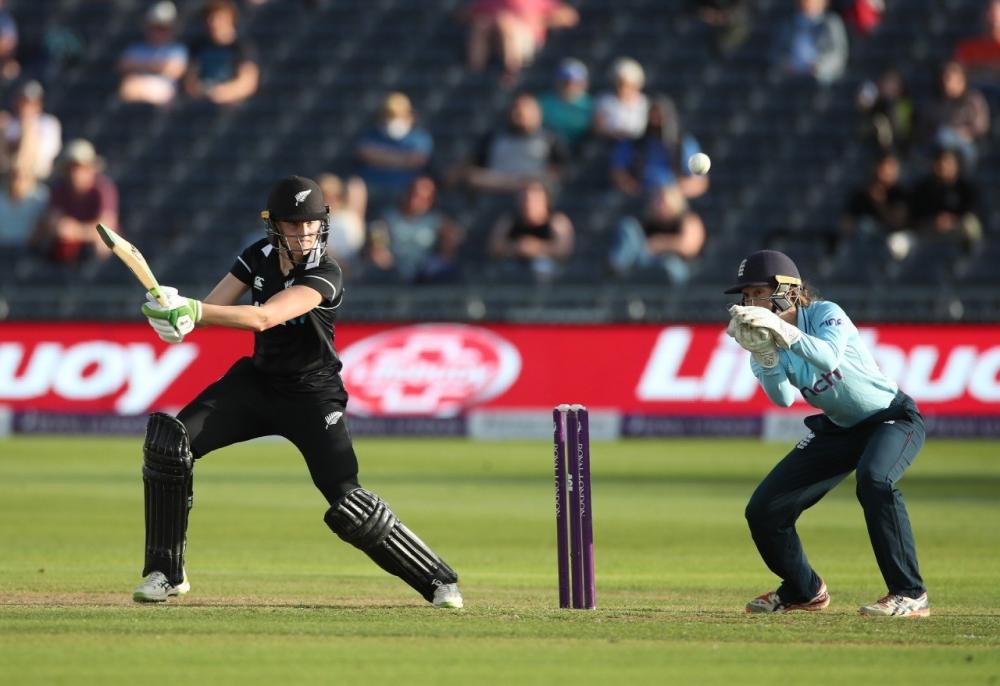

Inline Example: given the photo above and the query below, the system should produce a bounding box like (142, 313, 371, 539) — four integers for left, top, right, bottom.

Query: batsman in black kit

(133, 175, 463, 608)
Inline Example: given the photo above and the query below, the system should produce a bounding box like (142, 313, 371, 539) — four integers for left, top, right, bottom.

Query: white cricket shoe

(133, 570, 190, 603)
(860, 592, 930, 617)
(432, 583, 463, 609)
(746, 580, 830, 614)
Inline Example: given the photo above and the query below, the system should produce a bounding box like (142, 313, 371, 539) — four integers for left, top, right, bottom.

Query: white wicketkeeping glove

(729, 304, 802, 349)
(726, 316, 779, 368)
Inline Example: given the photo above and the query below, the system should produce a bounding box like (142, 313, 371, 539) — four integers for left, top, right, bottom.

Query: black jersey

(230, 239, 344, 380)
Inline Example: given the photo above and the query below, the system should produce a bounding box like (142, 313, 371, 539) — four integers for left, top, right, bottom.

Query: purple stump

(553, 407, 570, 609)
(567, 408, 585, 609)
(576, 406, 596, 609)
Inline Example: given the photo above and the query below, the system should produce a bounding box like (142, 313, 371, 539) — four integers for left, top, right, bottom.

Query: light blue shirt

(750, 300, 898, 427)
(121, 41, 188, 76)
(0, 184, 49, 245)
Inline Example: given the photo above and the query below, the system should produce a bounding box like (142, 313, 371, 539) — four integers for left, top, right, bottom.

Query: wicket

(553, 403, 595, 609)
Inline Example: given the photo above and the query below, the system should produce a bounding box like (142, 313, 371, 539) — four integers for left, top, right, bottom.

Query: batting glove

(729, 305, 802, 349)
(141, 287, 202, 343)
(726, 316, 779, 368)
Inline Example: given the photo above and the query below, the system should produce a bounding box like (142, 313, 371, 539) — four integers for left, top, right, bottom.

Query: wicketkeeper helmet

(724, 250, 803, 312)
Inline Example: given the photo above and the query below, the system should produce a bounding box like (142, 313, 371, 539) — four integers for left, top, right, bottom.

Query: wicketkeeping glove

(726, 316, 779, 369)
(141, 286, 202, 344)
(728, 304, 802, 349)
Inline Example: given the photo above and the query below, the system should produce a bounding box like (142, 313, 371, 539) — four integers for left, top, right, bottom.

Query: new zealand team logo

(339, 325, 522, 416)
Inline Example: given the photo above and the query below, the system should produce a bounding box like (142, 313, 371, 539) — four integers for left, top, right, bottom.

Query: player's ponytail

(795, 281, 821, 307)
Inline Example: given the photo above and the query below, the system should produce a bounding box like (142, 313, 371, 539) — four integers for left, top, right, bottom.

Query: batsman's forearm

(199, 303, 274, 332)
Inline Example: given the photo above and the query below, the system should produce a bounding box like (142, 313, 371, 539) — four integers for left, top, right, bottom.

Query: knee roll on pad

(326, 488, 458, 602)
(327, 487, 397, 547)
(142, 412, 193, 585)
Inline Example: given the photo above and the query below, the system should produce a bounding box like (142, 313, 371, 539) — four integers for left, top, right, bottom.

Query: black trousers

(177, 357, 360, 504)
(745, 391, 926, 602)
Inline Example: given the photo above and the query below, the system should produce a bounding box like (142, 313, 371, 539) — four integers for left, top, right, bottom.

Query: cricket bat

(95, 223, 170, 307)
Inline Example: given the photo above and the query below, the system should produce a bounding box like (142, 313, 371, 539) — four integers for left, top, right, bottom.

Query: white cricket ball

(688, 152, 711, 175)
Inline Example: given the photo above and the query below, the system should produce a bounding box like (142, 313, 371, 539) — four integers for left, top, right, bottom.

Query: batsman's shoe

(133, 570, 190, 603)
(432, 583, 464, 609)
(746, 580, 829, 614)
(860, 592, 930, 617)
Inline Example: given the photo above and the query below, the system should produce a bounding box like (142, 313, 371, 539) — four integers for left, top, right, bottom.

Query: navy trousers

(745, 391, 926, 602)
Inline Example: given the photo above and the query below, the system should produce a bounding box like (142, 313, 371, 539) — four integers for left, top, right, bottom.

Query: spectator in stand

(184, 0, 259, 106)
(21, 23, 84, 85)
(318, 172, 367, 277)
(610, 95, 709, 200)
(594, 58, 649, 141)
(954, 0, 1000, 87)
(118, 2, 188, 106)
(30, 139, 118, 263)
(488, 180, 573, 283)
(907, 146, 982, 256)
(609, 184, 705, 285)
(1, 80, 62, 181)
(462, 93, 568, 195)
(921, 61, 990, 173)
(368, 175, 465, 284)
(462, 0, 579, 84)
(537, 58, 593, 152)
(770, 0, 848, 85)
(0, 0, 20, 83)
(856, 67, 914, 155)
(0, 168, 50, 247)
(841, 152, 911, 261)
(691, 0, 752, 56)
(838, 0, 883, 37)
(354, 92, 433, 197)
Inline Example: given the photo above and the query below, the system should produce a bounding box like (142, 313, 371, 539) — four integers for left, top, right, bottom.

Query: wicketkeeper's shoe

(432, 583, 463, 609)
(745, 579, 830, 614)
(859, 592, 930, 617)
(132, 570, 190, 603)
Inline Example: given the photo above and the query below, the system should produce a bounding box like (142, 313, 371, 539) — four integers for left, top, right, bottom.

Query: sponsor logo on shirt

(253, 276, 264, 290)
(800, 369, 844, 397)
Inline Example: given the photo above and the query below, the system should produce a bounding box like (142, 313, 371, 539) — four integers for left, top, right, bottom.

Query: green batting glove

(141, 292, 203, 337)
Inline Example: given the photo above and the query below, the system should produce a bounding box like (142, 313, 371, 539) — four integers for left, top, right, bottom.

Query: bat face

(96, 223, 169, 307)
(129, 244, 148, 266)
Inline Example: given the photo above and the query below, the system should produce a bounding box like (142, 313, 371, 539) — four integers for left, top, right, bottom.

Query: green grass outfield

(1, 436, 998, 685)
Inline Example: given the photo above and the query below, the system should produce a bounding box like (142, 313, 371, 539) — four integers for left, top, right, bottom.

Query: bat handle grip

(149, 286, 171, 308)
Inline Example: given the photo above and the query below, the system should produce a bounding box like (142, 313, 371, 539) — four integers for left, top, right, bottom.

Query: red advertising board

(1, 322, 999, 416)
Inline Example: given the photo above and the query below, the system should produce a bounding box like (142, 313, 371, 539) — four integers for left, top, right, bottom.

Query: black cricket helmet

(724, 249, 802, 312)
(261, 175, 330, 262)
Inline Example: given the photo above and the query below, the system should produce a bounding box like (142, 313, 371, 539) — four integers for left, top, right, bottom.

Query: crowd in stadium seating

(0, 0, 996, 295)
(461, 0, 580, 85)
(843, 53, 989, 271)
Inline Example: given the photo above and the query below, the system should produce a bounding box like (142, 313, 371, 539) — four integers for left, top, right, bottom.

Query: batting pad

(141, 412, 193, 586)
(326, 488, 458, 602)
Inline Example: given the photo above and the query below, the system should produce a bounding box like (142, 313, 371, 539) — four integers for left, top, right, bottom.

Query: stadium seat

(12, 0, 993, 319)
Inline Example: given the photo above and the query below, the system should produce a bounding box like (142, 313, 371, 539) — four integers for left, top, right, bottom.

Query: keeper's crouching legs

(325, 488, 458, 602)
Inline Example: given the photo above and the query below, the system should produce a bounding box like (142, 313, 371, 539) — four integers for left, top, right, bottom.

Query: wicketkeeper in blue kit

(725, 250, 929, 617)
